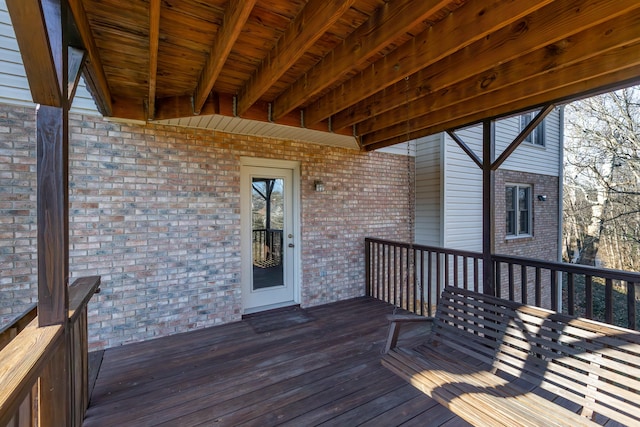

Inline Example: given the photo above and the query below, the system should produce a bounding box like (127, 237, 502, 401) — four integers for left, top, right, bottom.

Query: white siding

(443, 125, 483, 252)
(495, 108, 562, 176)
(414, 134, 442, 246)
(0, 0, 99, 115)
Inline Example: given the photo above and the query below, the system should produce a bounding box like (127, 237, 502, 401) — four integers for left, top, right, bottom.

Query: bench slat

(382, 286, 640, 426)
(384, 348, 597, 427)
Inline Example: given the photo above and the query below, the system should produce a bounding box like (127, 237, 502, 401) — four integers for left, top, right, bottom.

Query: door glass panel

(251, 177, 284, 290)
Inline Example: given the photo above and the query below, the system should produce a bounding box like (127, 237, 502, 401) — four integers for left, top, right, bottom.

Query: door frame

(240, 157, 301, 314)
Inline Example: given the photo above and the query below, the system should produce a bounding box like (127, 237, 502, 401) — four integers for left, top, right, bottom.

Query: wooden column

(37, 104, 69, 326)
(482, 120, 495, 296)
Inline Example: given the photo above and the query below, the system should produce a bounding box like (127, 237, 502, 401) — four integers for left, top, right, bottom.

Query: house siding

(0, 103, 413, 350)
(496, 109, 562, 176)
(442, 126, 483, 250)
(414, 133, 442, 246)
(0, 0, 98, 115)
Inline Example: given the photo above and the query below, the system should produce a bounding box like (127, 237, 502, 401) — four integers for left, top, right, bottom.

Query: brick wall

(0, 105, 37, 322)
(0, 104, 413, 350)
(494, 169, 560, 307)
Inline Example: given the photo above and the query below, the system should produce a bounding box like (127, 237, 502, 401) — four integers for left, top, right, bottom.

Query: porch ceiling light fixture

(314, 180, 325, 192)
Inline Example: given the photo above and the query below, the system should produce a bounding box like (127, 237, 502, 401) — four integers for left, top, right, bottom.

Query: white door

(241, 163, 298, 313)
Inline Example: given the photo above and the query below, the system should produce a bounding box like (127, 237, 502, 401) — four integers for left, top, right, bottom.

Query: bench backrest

(432, 286, 640, 426)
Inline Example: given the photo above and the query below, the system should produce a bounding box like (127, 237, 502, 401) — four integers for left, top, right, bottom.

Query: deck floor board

(83, 296, 461, 426)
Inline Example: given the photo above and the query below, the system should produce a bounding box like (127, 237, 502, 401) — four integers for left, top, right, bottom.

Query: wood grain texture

(0, 319, 63, 427)
(10, 0, 640, 147)
(83, 297, 452, 426)
(382, 286, 640, 427)
(36, 105, 69, 327)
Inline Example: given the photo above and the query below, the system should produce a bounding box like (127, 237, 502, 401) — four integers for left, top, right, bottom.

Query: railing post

(482, 119, 495, 295)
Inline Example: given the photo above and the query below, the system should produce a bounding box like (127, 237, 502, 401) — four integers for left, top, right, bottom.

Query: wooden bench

(381, 286, 640, 427)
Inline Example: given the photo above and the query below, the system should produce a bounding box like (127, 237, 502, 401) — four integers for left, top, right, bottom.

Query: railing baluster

(551, 269, 558, 311)
(463, 256, 469, 290)
(521, 265, 527, 304)
(567, 273, 574, 316)
(436, 252, 442, 302)
(473, 258, 479, 293)
(420, 249, 425, 316)
(605, 278, 613, 324)
(495, 262, 501, 298)
(628, 282, 637, 330)
(428, 251, 433, 316)
(535, 268, 542, 307)
(453, 255, 459, 288)
(365, 239, 371, 296)
(444, 253, 450, 288)
(585, 275, 593, 320)
(508, 263, 514, 301)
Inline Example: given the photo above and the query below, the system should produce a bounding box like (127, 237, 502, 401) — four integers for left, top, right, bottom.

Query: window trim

(520, 112, 545, 147)
(505, 183, 532, 238)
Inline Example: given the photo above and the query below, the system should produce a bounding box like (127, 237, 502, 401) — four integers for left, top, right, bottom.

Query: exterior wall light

(537, 195, 547, 201)
(314, 180, 325, 192)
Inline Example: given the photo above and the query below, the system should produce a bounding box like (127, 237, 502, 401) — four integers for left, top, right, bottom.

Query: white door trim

(240, 157, 301, 313)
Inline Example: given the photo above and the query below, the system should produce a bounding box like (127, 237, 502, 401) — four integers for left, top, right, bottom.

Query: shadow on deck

(83, 297, 469, 426)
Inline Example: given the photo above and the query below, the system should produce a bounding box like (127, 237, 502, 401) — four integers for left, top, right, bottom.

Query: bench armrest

(383, 314, 434, 354)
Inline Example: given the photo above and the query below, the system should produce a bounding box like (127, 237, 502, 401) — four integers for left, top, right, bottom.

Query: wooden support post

(482, 120, 495, 296)
(37, 105, 69, 327)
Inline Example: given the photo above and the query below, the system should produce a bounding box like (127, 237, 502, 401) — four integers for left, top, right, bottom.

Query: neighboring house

(414, 108, 564, 304)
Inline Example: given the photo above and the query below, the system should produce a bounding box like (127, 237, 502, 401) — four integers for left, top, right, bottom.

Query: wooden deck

(83, 297, 469, 426)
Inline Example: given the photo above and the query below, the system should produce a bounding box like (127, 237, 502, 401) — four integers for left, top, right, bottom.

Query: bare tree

(564, 86, 640, 270)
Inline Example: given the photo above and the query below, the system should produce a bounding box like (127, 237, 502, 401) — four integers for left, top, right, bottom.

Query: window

(506, 184, 531, 237)
(520, 112, 545, 146)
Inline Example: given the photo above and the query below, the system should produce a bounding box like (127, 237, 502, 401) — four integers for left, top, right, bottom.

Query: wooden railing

(365, 237, 640, 330)
(0, 276, 100, 427)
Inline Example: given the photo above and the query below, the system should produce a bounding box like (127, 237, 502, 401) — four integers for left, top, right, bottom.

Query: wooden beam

(360, 15, 640, 146)
(193, 0, 256, 115)
(271, 0, 450, 121)
(304, 0, 555, 126)
(337, 0, 640, 132)
(147, 0, 161, 120)
(6, 0, 63, 107)
(362, 53, 640, 150)
(236, 0, 356, 117)
(446, 130, 483, 169)
(67, 0, 113, 116)
(492, 104, 555, 170)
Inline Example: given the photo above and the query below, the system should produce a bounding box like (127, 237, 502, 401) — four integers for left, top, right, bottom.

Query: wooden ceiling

(11, 0, 640, 150)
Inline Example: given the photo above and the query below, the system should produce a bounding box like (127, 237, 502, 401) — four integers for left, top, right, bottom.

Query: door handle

(288, 243, 294, 248)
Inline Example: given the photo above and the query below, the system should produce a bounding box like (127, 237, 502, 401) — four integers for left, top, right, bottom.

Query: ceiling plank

(271, 0, 451, 121)
(68, 0, 113, 116)
(193, 0, 257, 115)
(147, 0, 161, 120)
(357, 8, 640, 136)
(236, 0, 356, 117)
(337, 0, 640, 132)
(304, 0, 556, 126)
(362, 42, 640, 149)
(6, 0, 62, 107)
